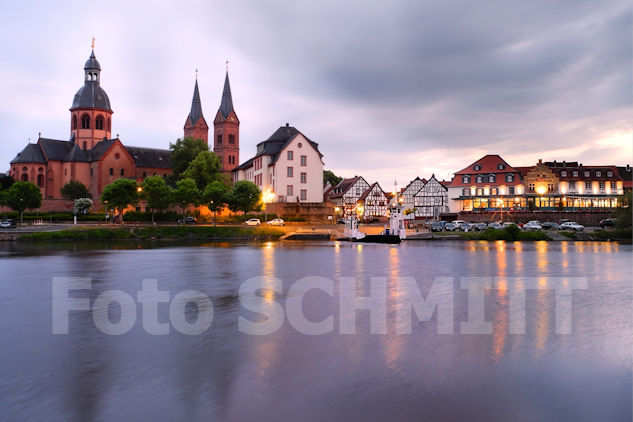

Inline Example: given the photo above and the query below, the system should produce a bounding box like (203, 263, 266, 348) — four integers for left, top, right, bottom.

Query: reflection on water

(0, 240, 631, 421)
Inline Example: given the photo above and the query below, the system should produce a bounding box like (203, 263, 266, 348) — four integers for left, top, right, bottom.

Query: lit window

(599, 182, 605, 190)
(585, 181, 591, 190)
(611, 182, 616, 189)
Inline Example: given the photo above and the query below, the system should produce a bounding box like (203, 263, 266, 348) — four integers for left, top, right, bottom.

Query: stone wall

(0, 199, 75, 213)
(264, 202, 336, 224)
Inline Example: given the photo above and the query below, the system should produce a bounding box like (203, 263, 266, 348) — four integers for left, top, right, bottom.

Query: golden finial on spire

(225, 60, 229, 71)
(91, 37, 95, 49)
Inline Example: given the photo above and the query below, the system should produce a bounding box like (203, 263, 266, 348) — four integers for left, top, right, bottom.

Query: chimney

(285, 123, 289, 127)
(627, 164, 631, 171)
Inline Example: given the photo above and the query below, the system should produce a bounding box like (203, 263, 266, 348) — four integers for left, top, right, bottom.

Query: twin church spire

(184, 67, 239, 174)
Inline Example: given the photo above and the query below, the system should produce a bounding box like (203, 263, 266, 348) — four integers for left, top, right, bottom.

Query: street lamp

(263, 189, 275, 222)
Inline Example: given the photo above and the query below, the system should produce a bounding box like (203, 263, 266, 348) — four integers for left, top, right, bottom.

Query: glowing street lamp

(263, 189, 275, 222)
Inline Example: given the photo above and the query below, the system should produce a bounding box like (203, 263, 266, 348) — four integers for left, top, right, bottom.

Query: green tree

(61, 180, 92, 200)
(169, 137, 209, 181)
(202, 180, 230, 224)
(0, 174, 14, 191)
(323, 170, 343, 187)
(181, 151, 221, 190)
(228, 180, 261, 214)
(142, 176, 173, 223)
(73, 198, 93, 215)
(615, 192, 632, 229)
(100, 178, 140, 223)
(173, 178, 200, 220)
(1, 181, 42, 224)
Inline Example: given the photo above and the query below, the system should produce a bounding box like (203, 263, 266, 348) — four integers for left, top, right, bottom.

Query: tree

(323, 170, 343, 187)
(61, 180, 92, 200)
(181, 151, 221, 190)
(228, 180, 261, 214)
(100, 178, 139, 223)
(0, 174, 14, 191)
(142, 176, 173, 223)
(202, 181, 230, 224)
(615, 192, 632, 229)
(173, 178, 200, 220)
(1, 181, 42, 224)
(73, 198, 93, 215)
(169, 137, 209, 181)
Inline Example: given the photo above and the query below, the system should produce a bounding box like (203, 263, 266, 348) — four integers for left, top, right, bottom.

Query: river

(0, 240, 631, 421)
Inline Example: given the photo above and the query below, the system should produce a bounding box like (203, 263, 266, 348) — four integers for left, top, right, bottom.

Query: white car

(244, 218, 261, 226)
(267, 218, 285, 226)
(523, 221, 543, 231)
(488, 222, 504, 230)
(560, 221, 584, 231)
(451, 220, 468, 229)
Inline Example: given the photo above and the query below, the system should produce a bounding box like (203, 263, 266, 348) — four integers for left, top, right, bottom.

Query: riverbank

(15, 226, 285, 242)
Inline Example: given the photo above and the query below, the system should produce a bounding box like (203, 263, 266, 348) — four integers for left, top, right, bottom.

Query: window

(509, 186, 515, 195)
(300, 189, 307, 201)
(81, 114, 90, 129)
(476, 175, 483, 183)
(300, 155, 307, 166)
(90, 168, 93, 176)
(490, 187, 498, 195)
(548, 183, 555, 192)
(228, 134, 235, 144)
(488, 175, 495, 183)
(599, 182, 605, 190)
(462, 175, 470, 184)
(497, 164, 505, 170)
(120, 169, 125, 176)
(528, 183, 535, 192)
(21, 173, 28, 181)
(584, 171, 590, 177)
(109, 168, 114, 176)
(476, 188, 483, 196)
(506, 173, 514, 182)
(216, 134, 222, 145)
(573, 171, 578, 177)
(607, 171, 613, 177)
(356, 187, 361, 195)
(143, 172, 147, 178)
(287, 167, 293, 177)
(114, 153, 120, 160)
(300, 172, 307, 183)
(596, 171, 601, 177)
(287, 185, 293, 196)
(73, 115, 77, 130)
(287, 151, 294, 160)
(611, 182, 617, 189)
(585, 181, 591, 190)
(96, 115, 104, 130)
(107, 118, 111, 131)
(462, 188, 470, 196)
(561, 171, 567, 177)
(474, 164, 481, 171)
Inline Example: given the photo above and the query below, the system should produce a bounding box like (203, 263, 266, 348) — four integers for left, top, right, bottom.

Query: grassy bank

(18, 226, 285, 242)
(460, 227, 551, 241)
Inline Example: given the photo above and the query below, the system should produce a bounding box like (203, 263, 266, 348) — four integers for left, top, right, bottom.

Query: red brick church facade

(9, 48, 239, 206)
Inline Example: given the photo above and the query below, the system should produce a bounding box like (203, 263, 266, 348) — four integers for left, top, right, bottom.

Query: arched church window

(81, 114, 90, 129)
(37, 174, 44, 187)
(96, 115, 104, 130)
(73, 115, 77, 130)
(21, 173, 28, 181)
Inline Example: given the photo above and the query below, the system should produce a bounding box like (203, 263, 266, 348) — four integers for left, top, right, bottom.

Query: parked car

(542, 222, 560, 230)
(178, 216, 196, 224)
(451, 220, 468, 229)
(560, 221, 584, 231)
(502, 222, 518, 229)
(523, 221, 543, 231)
(267, 218, 285, 226)
(488, 222, 503, 230)
(559, 218, 571, 225)
(245, 218, 261, 226)
(444, 222, 458, 231)
(0, 219, 16, 228)
(474, 222, 488, 231)
(599, 219, 615, 228)
(430, 221, 444, 232)
(458, 223, 475, 232)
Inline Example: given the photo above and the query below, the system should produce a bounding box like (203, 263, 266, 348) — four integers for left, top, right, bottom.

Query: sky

(1, 0, 631, 189)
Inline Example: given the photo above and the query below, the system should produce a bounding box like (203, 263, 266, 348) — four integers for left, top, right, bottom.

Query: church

(9, 47, 239, 203)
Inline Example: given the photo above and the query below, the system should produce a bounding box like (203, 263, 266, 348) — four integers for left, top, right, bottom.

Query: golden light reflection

(255, 243, 280, 379)
(492, 278, 508, 361)
(534, 277, 549, 355)
(536, 241, 548, 269)
(384, 246, 403, 368)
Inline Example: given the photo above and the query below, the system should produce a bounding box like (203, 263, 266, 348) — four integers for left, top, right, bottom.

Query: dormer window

(497, 164, 505, 170)
(462, 175, 470, 184)
(607, 171, 613, 177)
(573, 171, 578, 177)
(476, 175, 483, 183)
(474, 164, 482, 171)
(506, 173, 514, 182)
(596, 171, 601, 177)
(584, 171, 590, 177)
(561, 171, 567, 177)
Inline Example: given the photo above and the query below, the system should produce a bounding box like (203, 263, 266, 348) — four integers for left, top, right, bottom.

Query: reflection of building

(233, 124, 324, 202)
(447, 155, 629, 212)
(413, 175, 449, 218)
(447, 155, 524, 212)
(10, 49, 171, 201)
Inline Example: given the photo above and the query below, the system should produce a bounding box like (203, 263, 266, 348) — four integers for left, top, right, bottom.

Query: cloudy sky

(1, 0, 631, 189)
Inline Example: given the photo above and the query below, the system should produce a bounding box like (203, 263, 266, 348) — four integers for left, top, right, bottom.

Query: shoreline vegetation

(17, 226, 285, 242)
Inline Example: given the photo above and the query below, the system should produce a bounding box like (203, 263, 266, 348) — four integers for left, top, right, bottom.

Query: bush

(590, 229, 632, 241)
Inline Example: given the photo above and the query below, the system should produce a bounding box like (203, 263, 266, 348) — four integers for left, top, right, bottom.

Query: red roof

(449, 155, 522, 187)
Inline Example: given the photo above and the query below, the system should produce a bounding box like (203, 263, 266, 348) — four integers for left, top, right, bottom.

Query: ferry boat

(342, 205, 406, 244)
